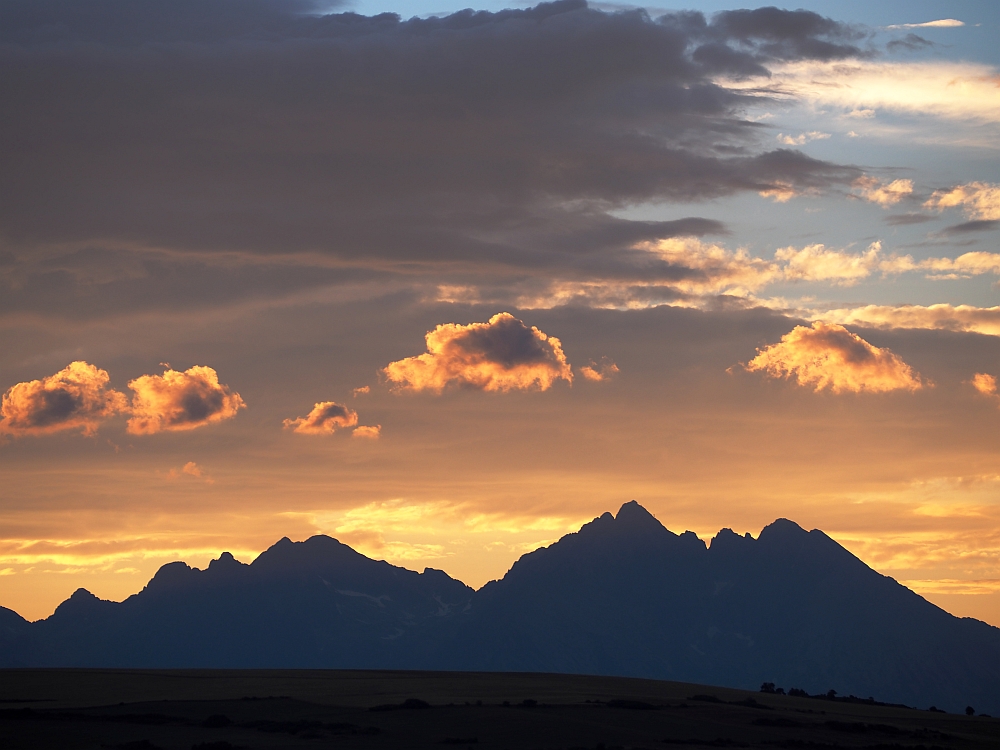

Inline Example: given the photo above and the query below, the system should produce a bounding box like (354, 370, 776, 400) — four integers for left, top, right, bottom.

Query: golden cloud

(383, 312, 572, 393)
(820, 303, 1000, 336)
(645, 238, 780, 295)
(0, 361, 128, 437)
(853, 176, 913, 206)
(352, 425, 381, 440)
(744, 321, 924, 393)
(776, 241, 882, 285)
(283, 401, 359, 435)
(736, 60, 1000, 125)
(127, 365, 245, 435)
(924, 182, 1000, 221)
(579, 357, 620, 382)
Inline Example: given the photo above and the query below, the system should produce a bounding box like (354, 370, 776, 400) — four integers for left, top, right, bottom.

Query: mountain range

(2, 501, 998, 714)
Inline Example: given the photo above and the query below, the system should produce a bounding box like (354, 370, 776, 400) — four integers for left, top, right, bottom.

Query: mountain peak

(614, 500, 671, 535)
(758, 517, 808, 542)
(208, 551, 243, 570)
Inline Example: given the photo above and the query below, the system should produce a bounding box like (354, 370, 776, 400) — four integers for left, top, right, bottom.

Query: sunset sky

(2, 0, 1000, 627)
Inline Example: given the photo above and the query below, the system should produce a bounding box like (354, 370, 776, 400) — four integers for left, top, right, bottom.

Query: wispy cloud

(819, 304, 1000, 337)
(776, 131, 830, 146)
(731, 59, 1000, 127)
(886, 20, 964, 30)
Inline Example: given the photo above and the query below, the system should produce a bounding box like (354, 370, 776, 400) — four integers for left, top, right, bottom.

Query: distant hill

(2, 501, 998, 714)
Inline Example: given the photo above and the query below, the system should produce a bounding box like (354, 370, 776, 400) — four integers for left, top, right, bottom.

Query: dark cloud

(886, 33, 934, 53)
(0, 0, 335, 45)
(698, 7, 868, 64)
(885, 213, 936, 226)
(940, 220, 1000, 235)
(0, 0, 865, 318)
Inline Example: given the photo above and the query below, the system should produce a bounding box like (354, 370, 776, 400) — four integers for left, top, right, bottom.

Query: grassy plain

(1, 669, 997, 750)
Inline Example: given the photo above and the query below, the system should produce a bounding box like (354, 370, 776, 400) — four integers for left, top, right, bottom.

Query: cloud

(887, 20, 964, 30)
(744, 321, 924, 393)
(0, 361, 128, 437)
(886, 34, 934, 53)
(579, 357, 620, 382)
(821, 304, 1000, 337)
(971, 373, 998, 397)
(776, 241, 882, 285)
(940, 220, 1000, 235)
(0, 0, 866, 324)
(885, 213, 934, 226)
(732, 59, 1000, 125)
(854, 177, 914, 206)
(924, 182, 1000, 221)
(352, 425, 381, 440)
(384, 313, 572, 393)
(643, 237, 780, 296)
(352, 386, 370, 397)
(166, 461, 214, 483)
(776, 131, 831, 146)
(127, 365, 245, 435)
(283, 401, 359, 435)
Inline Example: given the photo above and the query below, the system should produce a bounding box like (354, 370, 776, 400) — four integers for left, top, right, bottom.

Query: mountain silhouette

(2, 501, 998, 714)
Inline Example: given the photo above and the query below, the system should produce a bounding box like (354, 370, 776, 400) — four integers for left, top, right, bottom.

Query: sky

(1, 0, 1000, 627)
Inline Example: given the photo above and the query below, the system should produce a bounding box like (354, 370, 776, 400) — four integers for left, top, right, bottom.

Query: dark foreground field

(1, 670, 997, 750)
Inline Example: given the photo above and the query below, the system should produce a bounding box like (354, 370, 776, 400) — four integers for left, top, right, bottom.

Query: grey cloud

(886, 34, 934, 53)
(1, 0, 866, 318)
(885, 213, 936, 226)
(0, 0, 336, 45)
(692, 7, 869, 66)
(940, 220, 1000, 235)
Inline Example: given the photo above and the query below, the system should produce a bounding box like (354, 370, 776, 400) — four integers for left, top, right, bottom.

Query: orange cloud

(579, 357, 620, 382)
(924, 182, 1000, 221)
(166, 461, 214, 483)
(853, 176, 913, 207)
(971, 373, 998, 398)
(353, 386, 370, 397)
(352, 425, 382, 439)
(383, 312, 572, 393)
(127, 366, 245, 435)
(744, 321, 924, 393)
(0, 361, 127, 437)
(283, 401, 359, 434)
